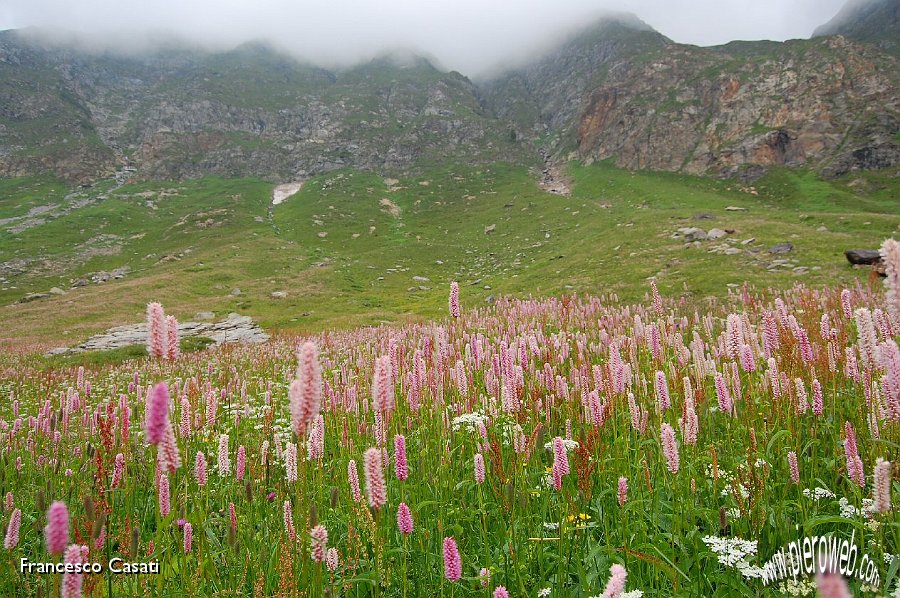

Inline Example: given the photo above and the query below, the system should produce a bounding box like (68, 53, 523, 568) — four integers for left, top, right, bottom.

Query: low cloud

(1, 0, 848, 75)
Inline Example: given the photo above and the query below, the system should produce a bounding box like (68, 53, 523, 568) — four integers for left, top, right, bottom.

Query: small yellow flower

(565, 513, 591, 523)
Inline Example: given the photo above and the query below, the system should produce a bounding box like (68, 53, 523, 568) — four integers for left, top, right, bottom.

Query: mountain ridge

(0, 7, 897, 184)
(813, 0, 899, 55)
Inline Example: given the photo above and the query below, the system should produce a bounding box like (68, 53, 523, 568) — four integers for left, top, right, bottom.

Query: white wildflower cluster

(886, 553, 897, 565)
(543, 438, 579, 452)
(543, 522, 559, 531)
(702, 536, 765, 579)
(838, 497, 877, 520)
(451, 412, 490, 433)
(704, 464, 735, 484)
(719, 483, 750, 500)
(777, 578, 816, 596)
(537, 588, 551, 597)
(802, 487, 836, 500)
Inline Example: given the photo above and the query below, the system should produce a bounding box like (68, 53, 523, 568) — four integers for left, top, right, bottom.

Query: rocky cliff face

(0, 35, 528, 182)
(480, 18, 899, 179)
(1, 5, 898, 184)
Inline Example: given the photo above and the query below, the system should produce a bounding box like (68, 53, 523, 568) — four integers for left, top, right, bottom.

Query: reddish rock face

(569, 39, 897, 178)
(578, 89, 618, 152)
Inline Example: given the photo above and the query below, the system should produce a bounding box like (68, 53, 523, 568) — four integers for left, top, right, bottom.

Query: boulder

(45, 313, 269, 357)
(844, 249, 882, 265)
(707, 228, 727, 240)
(674, 227, 707, 242)
(17, 292, 50, 303)
(768, 243, 794, 254)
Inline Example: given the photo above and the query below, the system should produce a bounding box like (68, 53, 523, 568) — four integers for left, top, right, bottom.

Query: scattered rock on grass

(768, 243, 794, 254)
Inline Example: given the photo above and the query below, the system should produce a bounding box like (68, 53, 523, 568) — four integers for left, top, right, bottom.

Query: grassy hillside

(0, 163, 897, 349)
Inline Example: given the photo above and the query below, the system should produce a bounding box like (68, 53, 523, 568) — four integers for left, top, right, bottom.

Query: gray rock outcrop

(45, 313, 269, 356)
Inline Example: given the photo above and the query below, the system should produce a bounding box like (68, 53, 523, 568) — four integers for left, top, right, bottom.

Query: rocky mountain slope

(813, 0, 899, 55)
(0, 1, 897, 184)
(480, 14, 899, 179)
(0, 36, 526, 182)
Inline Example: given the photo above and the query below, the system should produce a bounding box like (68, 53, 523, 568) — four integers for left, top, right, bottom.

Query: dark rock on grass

(844, 249, 882, 265)
(17, 292, 51, 303)
(768, 243, 794, 254)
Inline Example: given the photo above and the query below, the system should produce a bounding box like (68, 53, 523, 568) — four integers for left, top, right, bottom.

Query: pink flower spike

(600, 563, 627, 598)
(874, 458, 892, 513)
(363, 447, 387, 510)
(373, 355, 395, 416)
(283, 500, 296, 541)
(290, 342, 323, 438)
(61, 543, 85, 598)
(183, 522, 192, 553)
(158, 474, 171, 518)
(144, 382, 170, 445)
(195, 451, 208, 487)
(443, 536, 462, 582)
(4, 508, 21, 550)
(654, 371, 670, 412)
(660, 423, 679, 474)
(474, 453, 486, 485)
(310, 525, 328, 563)
(787, 451, 800, 484)
(326, 547, 339, 572)
(236, 445, 246, 482)
(44, 501, 69, 555)
(146, 302, 168, 359)
(394, 435, 408, 481)
(111, 453, 125, 489)
(397, 502, 413, 535)
(449, 282, 460, 318)
(165, 315, 180, 361)
(816, 572, 852, 598)
(617, 477, 628, 507)
(348, 459, 362, 502)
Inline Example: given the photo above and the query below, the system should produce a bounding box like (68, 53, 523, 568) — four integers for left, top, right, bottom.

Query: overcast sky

(0, 0, 849, 75)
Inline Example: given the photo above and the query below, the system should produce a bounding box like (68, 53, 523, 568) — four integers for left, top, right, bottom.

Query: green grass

(0, 162, 896, 348)
(37, 336, 216, 369)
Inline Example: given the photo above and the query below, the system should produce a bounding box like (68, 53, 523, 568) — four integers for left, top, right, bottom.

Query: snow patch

(272, 181, 305, 205)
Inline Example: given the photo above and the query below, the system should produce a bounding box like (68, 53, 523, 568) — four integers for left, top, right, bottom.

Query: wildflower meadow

(1, 240, 899, 597)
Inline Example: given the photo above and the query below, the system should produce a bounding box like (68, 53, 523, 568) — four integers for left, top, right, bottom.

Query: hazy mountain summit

(813, 0, 899, 54)
(0, 4, 897, 184)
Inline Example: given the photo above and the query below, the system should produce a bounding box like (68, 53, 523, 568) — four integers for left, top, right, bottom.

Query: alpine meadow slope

(0, 1, 897, 351)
